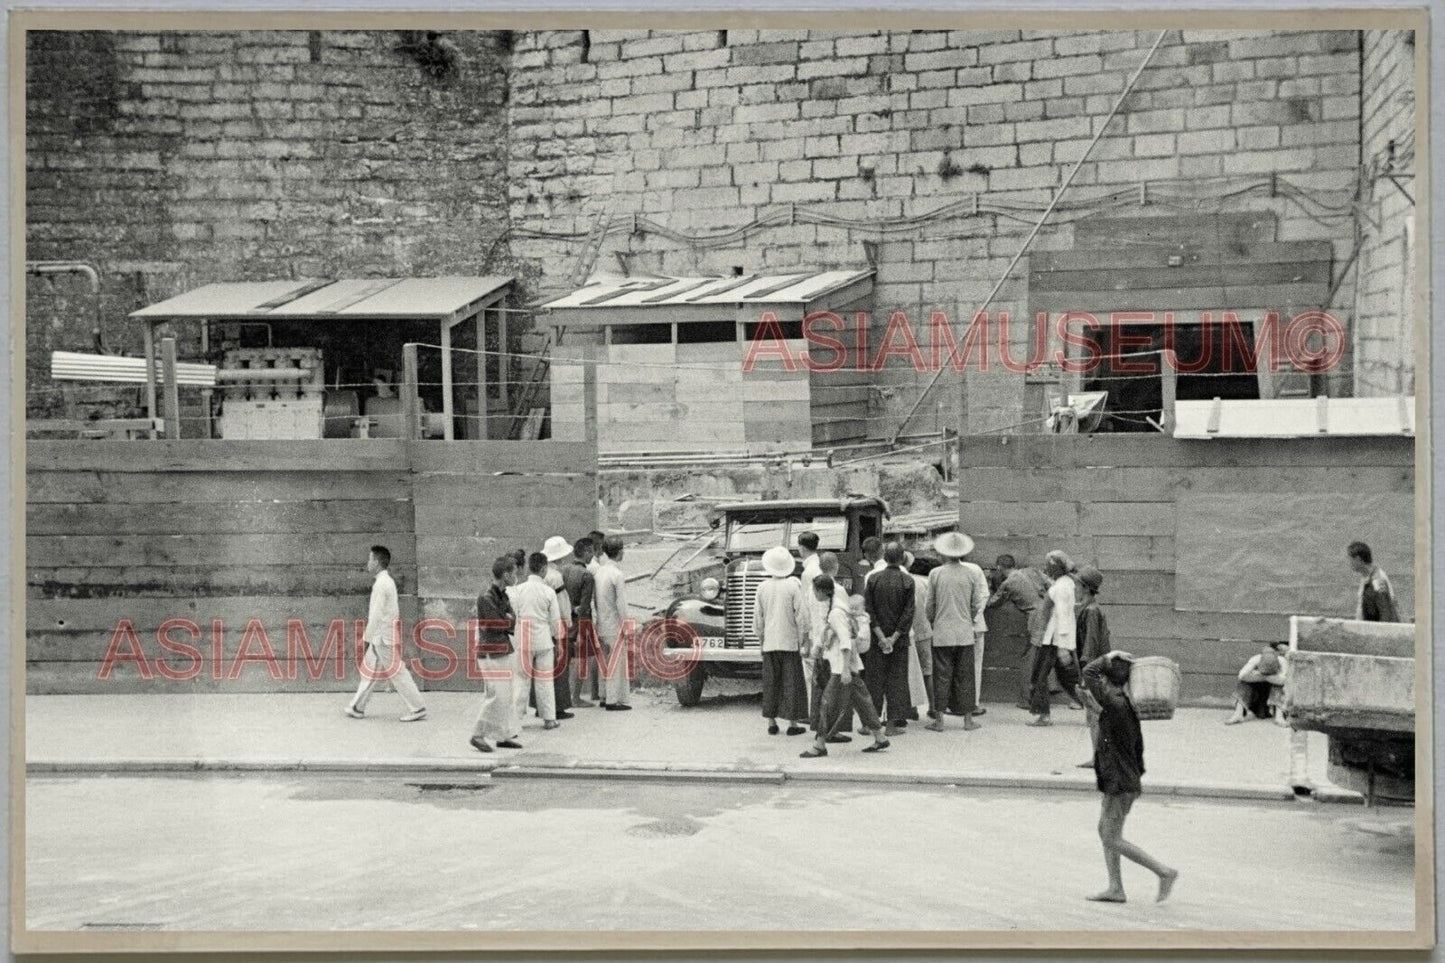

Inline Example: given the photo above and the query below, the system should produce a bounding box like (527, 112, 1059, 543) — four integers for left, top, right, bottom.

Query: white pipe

(27, 261, 107, 353)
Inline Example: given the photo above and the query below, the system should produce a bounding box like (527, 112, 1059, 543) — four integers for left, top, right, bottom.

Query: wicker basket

(1127, 656, 1180, 720)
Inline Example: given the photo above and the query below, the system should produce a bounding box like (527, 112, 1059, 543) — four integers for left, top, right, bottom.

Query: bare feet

(925, 719, 944, 732)
(963, 719, 981, 731)
(1156, 869, 1179, 903)
(1086, 890, 1127, 903)
(1224, 715, 1244, 725)
(1026, 716, 1053, 727)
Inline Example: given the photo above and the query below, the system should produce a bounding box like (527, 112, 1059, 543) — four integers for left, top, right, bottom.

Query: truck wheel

(675, 663, 706, 707)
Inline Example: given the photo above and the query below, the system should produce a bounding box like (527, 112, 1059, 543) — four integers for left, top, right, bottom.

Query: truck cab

(658, 496, 888, 706)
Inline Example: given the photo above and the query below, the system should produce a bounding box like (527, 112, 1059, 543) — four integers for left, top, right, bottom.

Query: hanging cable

(889, 28, 1172, 445)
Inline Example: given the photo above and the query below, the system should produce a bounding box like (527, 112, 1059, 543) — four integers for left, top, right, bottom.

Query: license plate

(698, 636, 725, 649)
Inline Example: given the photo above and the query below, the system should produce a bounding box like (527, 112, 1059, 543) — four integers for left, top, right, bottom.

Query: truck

(1285, 615, 1416, 805)
(658, 496, 889, 706)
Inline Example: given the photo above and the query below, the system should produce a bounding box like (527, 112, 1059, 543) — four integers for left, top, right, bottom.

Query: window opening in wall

(581, 30, 591, 63)
(677, 320, 737, 344)
(744, 320, 804, 341)
(608, 324, 673, 345)
(1080, 322, 1260, 433)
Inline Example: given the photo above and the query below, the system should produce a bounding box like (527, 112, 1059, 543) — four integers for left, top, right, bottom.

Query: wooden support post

(1205, 396, 1223, 434)
(496, 303, 509, 417)
(1159, 367, 1177, 432)
(440, 321, 455, 441)
(401, 343, 420, 441)
(582, 345, 598, 445)
(143, 321, 158, 438)
(476, 308, 490, 440)
(160, 337, 181, 440)
(198, 320, 212, 438)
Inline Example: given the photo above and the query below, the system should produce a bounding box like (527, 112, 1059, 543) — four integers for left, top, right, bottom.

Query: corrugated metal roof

(540, 269, 872, 309)
(1173, 396, 1414, 438)
(130, 276, 513, 321)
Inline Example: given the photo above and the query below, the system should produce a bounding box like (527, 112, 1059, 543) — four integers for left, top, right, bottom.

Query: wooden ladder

(507, 328, 559, 439)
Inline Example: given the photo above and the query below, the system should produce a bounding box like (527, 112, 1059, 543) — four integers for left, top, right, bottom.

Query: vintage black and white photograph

(13, 9, 1431, 953)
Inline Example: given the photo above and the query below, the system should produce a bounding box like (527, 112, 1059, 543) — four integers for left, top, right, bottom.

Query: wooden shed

(129, 276, 514, 440)
(541, 270, 874, 453)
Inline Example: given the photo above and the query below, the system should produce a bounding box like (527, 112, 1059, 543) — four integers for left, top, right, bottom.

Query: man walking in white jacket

(345, 545, 427, 722)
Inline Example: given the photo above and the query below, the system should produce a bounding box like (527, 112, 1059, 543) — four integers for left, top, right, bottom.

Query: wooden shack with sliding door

(541, 270, 875, 453)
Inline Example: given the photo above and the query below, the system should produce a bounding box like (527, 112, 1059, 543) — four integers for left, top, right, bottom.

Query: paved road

(26, 774, 1413, 933)
(27, 691, 1332, 794)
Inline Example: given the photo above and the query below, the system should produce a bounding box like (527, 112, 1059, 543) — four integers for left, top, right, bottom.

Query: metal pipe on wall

(26, 260, 107, 353)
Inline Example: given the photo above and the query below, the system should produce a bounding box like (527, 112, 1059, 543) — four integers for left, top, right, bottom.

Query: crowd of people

(744, 530, 1127, 762)
(339, 529, 1131, 760)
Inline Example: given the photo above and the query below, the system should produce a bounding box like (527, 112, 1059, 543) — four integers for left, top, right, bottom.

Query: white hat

(761, 545, 796, 578)
(542, 535, 573, 562)
(934, 531, 975, 558)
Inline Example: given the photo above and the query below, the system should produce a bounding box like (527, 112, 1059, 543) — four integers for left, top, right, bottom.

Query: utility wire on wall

(888, 28, 1172, 444)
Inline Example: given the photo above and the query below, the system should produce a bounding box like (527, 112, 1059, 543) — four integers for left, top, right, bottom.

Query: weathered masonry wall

(1355, 29, 1417, 398)
(26, 440, 596, 694)
(507, 29, 1369, 436)
(26, 30, 517, 421)
(957, 434, 1414, 703)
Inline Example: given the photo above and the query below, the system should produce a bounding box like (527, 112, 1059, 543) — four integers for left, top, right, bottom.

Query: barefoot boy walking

(1081, 650, 1178, 905)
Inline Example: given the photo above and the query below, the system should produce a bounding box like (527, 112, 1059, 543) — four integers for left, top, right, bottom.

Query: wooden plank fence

(25, 439, 597, 694)
(963, 433, 1415, 705)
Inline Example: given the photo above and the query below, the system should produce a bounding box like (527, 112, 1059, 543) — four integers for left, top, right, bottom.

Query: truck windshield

(790, 516, 847, 550)
(725, 514, 848, 552)
(725, 517, 789, 552)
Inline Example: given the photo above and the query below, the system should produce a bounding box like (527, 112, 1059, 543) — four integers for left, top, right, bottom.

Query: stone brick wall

(26, 28, 1415, 431)
(26, 29, 516, 419)
(1354, 29, 1417, 397)
(507, 29, 1369, 434)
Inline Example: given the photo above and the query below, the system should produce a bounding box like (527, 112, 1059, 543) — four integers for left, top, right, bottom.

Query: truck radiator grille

(724, 571, 768, 646)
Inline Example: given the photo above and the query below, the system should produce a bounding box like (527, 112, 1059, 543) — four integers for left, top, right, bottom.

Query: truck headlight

(699, 577, 720, 601)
